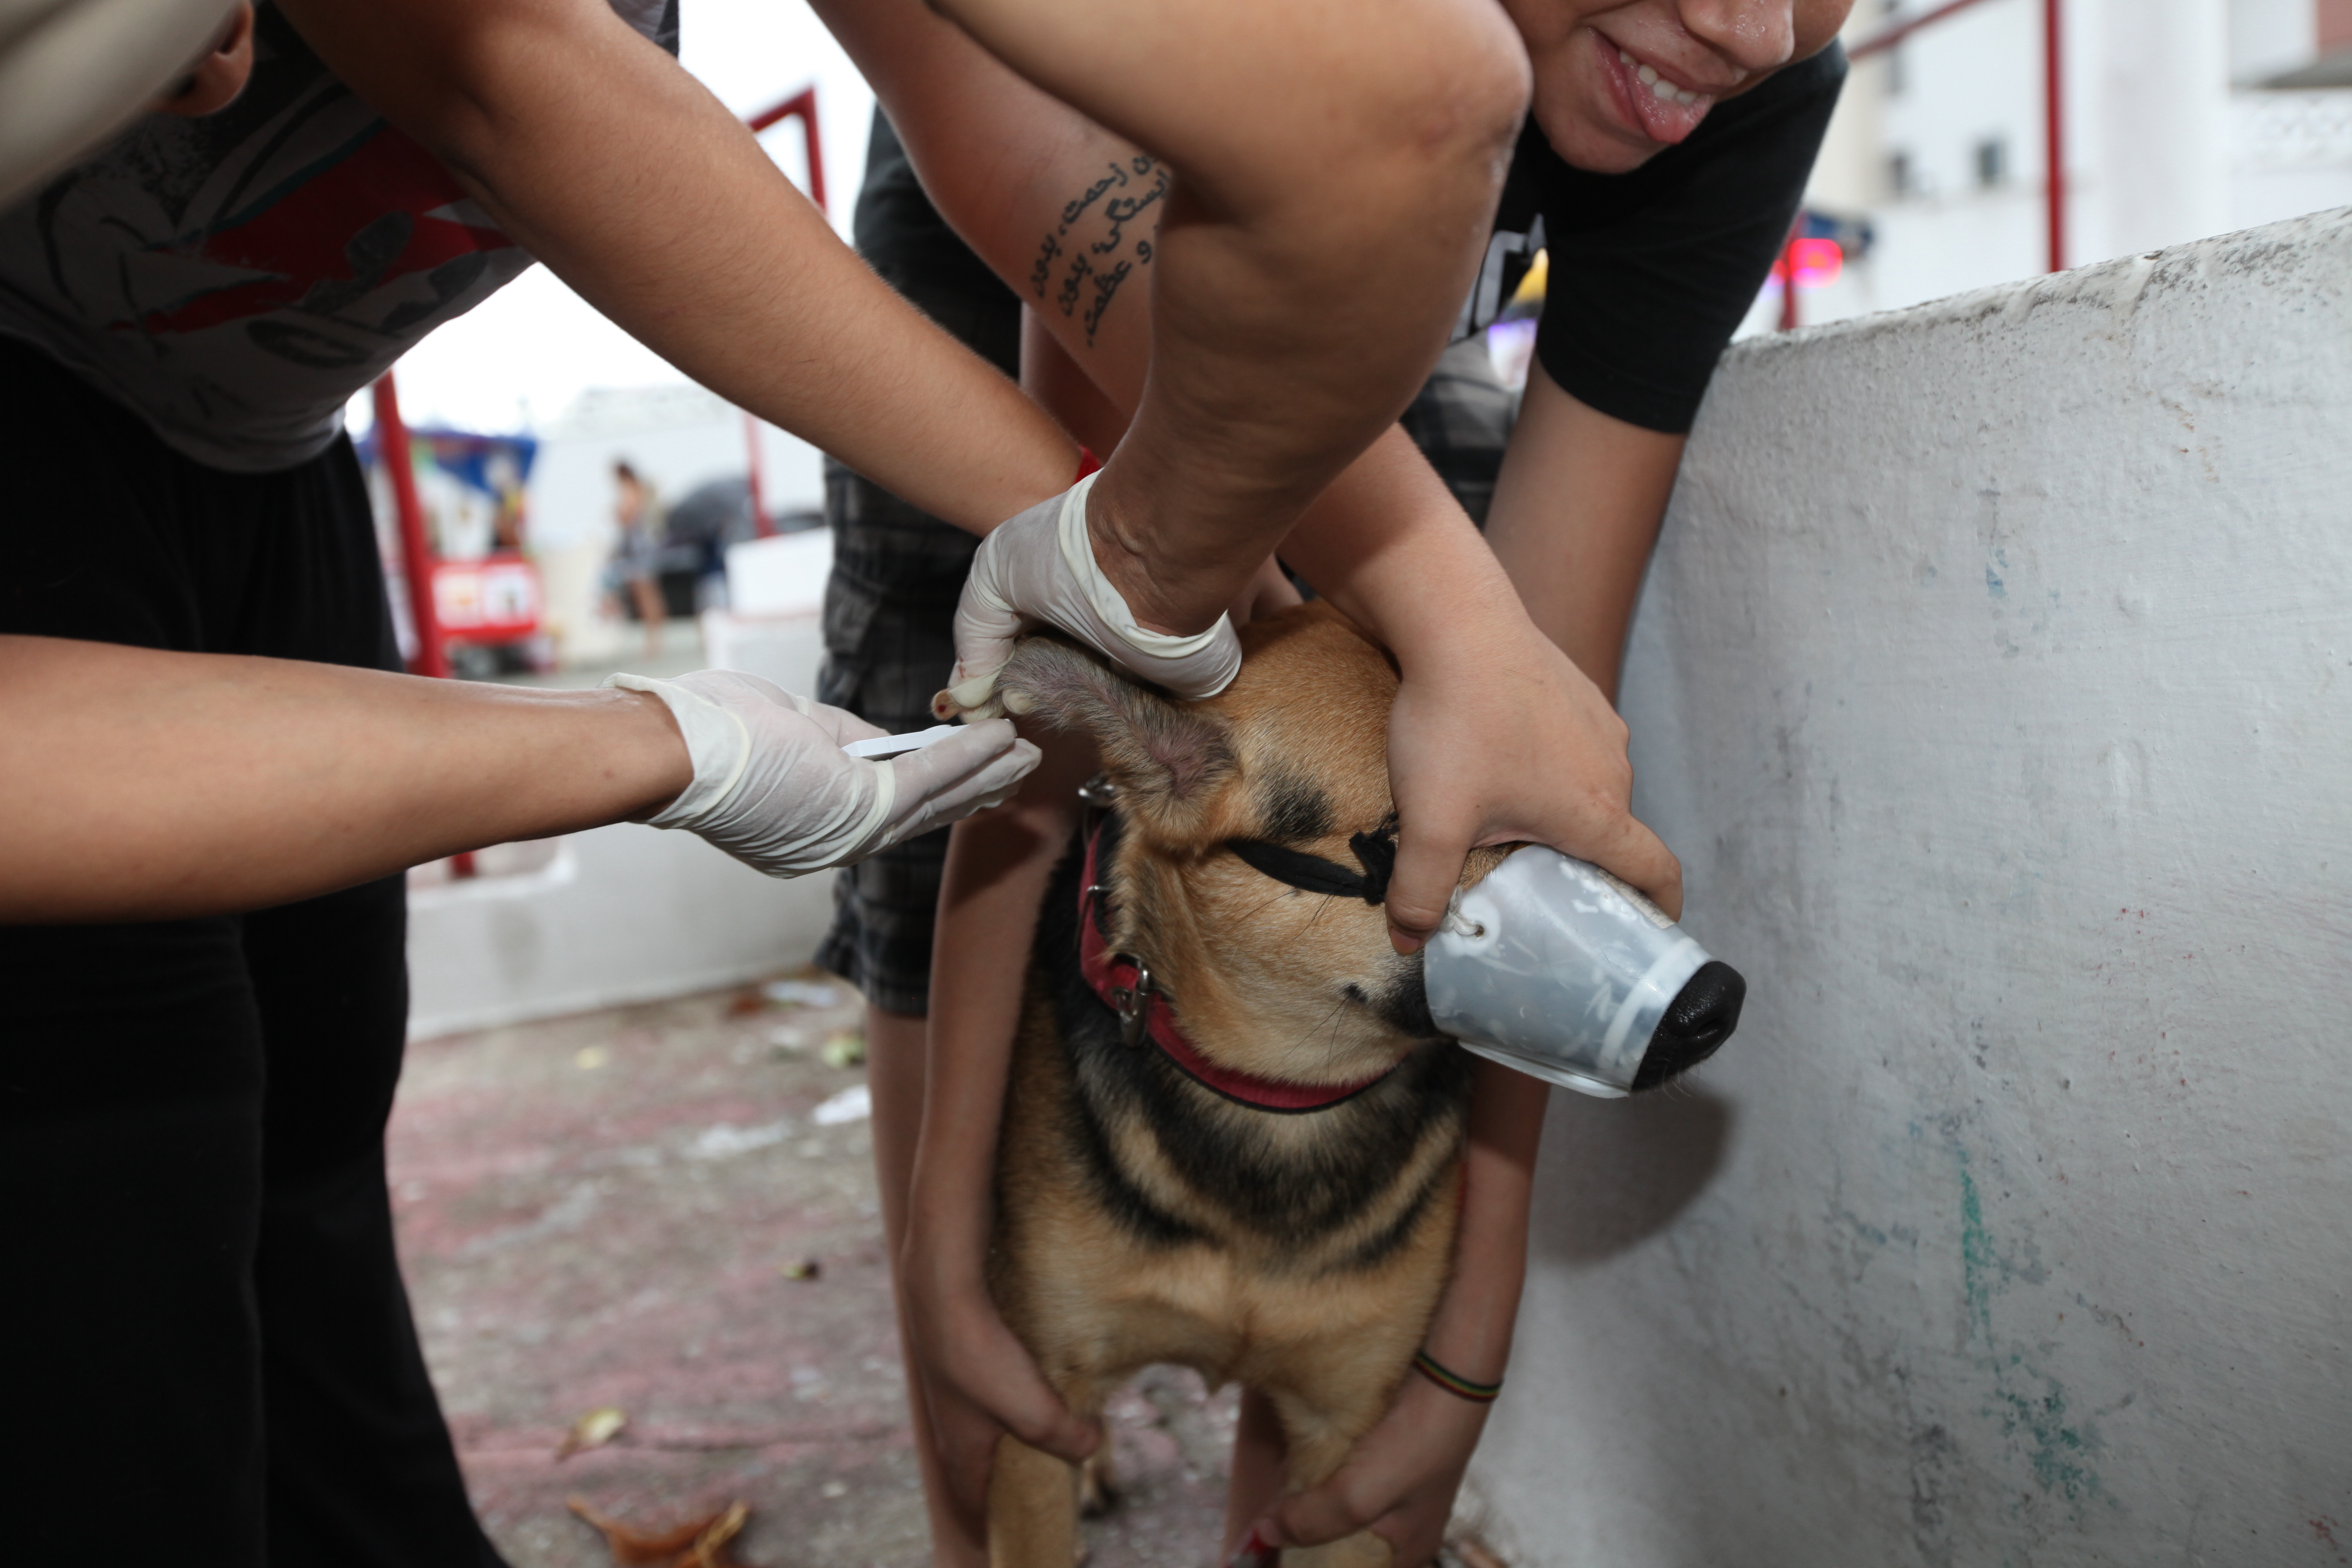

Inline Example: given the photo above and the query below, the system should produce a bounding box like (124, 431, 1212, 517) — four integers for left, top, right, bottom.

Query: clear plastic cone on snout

(1424, 848, 1746, 1097)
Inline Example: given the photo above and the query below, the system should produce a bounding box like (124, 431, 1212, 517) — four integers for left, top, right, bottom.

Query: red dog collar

(1078, 820, 1396, 1114)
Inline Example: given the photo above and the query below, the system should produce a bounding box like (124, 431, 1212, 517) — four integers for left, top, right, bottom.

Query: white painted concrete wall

(1474, 210, 2352, 1565)
(405, 828, 838, 1040)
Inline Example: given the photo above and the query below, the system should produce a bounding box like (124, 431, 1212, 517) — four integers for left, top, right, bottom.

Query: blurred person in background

(605, 458, 670, 655)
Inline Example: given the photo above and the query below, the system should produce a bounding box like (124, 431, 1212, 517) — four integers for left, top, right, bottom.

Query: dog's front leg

(1264, 1397, 1396, 1568)
(987, 1432, 1081, 1568)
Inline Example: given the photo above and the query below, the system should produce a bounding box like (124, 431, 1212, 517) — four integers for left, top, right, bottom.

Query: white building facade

(1789, 0, 2352, 327)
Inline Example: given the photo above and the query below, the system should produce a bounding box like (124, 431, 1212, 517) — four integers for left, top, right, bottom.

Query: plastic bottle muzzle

(1425, 848, 1746, 1097)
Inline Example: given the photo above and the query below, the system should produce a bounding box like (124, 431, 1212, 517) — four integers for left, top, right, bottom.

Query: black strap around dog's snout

(1225, 830, 1398, 906)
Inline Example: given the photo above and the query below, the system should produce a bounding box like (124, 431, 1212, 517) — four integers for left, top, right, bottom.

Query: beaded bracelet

(1412, 1348, 1503, 1403)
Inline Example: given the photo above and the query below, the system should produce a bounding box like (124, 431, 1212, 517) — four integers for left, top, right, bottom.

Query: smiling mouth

(1596, 39, 1718, 145)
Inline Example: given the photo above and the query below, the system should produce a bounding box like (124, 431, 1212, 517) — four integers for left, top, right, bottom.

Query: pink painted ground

(388, 981, 1241, 1568)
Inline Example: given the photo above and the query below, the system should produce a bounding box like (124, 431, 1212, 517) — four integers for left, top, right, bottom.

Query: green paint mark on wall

(1952, 1145, 2102, 1506)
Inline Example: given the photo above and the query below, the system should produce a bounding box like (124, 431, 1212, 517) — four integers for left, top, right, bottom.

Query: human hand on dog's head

(1382, 597, 1682, 951)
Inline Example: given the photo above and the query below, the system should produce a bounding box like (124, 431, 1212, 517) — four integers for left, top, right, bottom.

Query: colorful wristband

(1412, 1348, 1502, 1403)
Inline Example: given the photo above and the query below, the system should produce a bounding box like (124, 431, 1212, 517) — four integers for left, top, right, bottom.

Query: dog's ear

(994, 635, 1235, 836)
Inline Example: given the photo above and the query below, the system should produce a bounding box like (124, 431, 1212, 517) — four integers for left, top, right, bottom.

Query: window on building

(1974, 136, 2008, 189)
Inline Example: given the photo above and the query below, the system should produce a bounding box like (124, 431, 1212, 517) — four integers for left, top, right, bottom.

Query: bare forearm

(1280, 426, 1526, 661)
(0, 637, 686, 922)
(821, 0, 1527, 629)
(910, 735, 1092, 1278)
(1421, 1059, 1546, 1380)
(281, 0, 1075, 534)
(1484, 366, 1687, 699)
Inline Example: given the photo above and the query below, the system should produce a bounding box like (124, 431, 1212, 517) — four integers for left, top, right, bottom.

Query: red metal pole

(740, 86, 816, 542)
(1846, 0, 2000, 60)
(372, 373, 446, 680)
(746, 86, 825, 216)
(2044, 0, 2066, 273)
(743, 410, 773, 536)
(1778, 237, 1803, 331)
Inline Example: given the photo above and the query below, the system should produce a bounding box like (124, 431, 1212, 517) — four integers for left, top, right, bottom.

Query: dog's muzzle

(1422, 849, 1746, 1097)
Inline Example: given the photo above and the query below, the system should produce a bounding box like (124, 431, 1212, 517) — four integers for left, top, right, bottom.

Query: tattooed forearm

(1081, 258, 1134, 343)
(1093, 177, 1167, 256)
(1054, 250, 1094, 317)
(1031, 153, 1167, 346)
(1059, 160, 1130, 226)
(1029, 232, 1063, 297)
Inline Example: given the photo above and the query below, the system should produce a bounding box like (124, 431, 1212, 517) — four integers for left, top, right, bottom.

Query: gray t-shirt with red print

(0, 0, 677, 473)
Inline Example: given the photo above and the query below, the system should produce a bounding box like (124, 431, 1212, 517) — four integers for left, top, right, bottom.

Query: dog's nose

(1630, 961, 1747, 1092)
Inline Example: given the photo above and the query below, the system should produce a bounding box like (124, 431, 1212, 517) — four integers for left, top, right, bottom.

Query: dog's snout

(1630, 961, 1746, 1092)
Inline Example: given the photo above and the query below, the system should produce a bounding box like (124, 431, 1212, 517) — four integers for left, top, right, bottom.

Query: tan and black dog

(977, 603, 1725, 1568)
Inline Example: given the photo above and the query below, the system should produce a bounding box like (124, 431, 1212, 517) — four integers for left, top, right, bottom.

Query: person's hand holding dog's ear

(940, 473, 1245, 720)
(1381, 601, 1682, 952)
(607, 669, 1039, 876)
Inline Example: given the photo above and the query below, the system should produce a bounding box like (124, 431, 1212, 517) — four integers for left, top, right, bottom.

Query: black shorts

(814, 340, 1514, 1018)
(0, 338, 504, 1566)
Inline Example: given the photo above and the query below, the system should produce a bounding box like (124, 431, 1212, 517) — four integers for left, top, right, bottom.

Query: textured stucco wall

(1473, 210, 2352, 1565)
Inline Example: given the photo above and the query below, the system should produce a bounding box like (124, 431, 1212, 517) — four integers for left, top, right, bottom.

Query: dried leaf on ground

(819, 1032, 866, 1068)
(569, 1497, 755, 1568)
(555, 1405, 628, 1459)
(780, 1258, 821, 1280)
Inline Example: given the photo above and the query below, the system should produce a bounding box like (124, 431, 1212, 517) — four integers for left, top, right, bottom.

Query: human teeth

(1638, 64, 1658, 84)
(1620, 49, 1635, 65)
(1649, 76, 1676, 100)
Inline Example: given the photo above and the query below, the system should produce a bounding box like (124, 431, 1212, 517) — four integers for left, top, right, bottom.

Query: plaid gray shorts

(813, 460, 981, 1016)
(816, 341, 1514, 1017)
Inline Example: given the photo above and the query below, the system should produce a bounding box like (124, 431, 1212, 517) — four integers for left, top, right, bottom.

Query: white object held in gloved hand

(605, 670, 1039, 877)
(937, 470, 1243, 720)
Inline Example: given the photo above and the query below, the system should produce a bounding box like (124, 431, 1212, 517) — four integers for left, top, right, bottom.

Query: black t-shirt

(852, 43, 1842, 438)
(851, 110, 1021, 379)
(1462, 44, 1846, 433)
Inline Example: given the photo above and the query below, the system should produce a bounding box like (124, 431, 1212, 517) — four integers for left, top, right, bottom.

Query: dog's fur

(982, 604, 1508, 1568)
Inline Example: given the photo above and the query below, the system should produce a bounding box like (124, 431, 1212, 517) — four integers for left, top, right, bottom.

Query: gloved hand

(936, 471, 1243, 720)
(605, 670, 1039, 877)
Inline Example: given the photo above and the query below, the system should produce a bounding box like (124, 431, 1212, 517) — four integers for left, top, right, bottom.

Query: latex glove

(937, 471, 1243, 719)
(606, 670, 1038, 875)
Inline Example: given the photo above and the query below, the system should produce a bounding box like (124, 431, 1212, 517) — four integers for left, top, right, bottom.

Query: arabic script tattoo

(1032, 154, 1167, 344)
